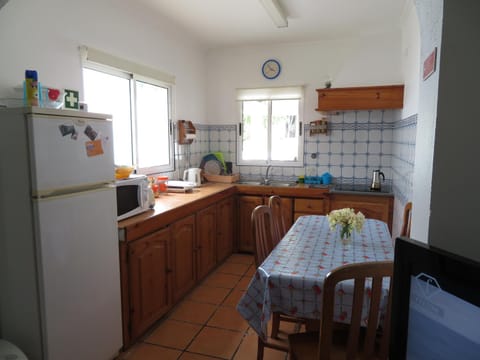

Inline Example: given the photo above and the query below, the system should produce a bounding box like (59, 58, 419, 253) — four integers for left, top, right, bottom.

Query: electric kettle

(370, 169, 385, 191)
(183, 168, 202, 187)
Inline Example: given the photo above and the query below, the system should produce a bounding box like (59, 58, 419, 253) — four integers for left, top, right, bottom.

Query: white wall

(206, 30, 403, 125)
(428, 0, 480, 261)
(0, 0, 207, 123)
(410, 0, 443, 243)
(400, 0, 420, 119)
(390, 0, 420, 240)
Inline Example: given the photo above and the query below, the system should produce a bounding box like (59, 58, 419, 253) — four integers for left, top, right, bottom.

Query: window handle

(239, 123, 242, 136)
(299, 121, 303, 136)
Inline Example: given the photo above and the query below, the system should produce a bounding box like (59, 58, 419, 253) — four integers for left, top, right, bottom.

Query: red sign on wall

(423, 47, 437, 81)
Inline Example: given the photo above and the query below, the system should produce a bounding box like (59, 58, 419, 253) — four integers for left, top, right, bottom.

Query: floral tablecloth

(236, 215, 394, 339)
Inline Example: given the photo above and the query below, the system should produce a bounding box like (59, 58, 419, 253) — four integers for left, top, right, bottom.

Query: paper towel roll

(185, 133, 196, 140)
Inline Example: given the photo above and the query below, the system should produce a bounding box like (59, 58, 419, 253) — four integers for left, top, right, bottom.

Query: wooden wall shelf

(315, 85, 404, 111)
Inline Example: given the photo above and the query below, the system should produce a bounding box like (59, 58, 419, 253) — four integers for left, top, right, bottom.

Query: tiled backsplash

(173, 109, 416, 203)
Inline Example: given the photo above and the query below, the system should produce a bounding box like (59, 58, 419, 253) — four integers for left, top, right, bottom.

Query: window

(237, 87, 304, 166)
(81, 46, 174, 174)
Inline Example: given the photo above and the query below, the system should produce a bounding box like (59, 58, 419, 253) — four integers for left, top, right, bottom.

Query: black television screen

(389, 237, 480, 359)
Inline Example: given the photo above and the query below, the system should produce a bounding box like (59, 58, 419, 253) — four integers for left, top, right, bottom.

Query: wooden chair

(267, 195, 306, 338)
(400, 201, 412, 237)
(268, 195, 287, 245)
(288, 261, 394, 360)
(251, 205, 303, 359)
(251, 205, 276, 267)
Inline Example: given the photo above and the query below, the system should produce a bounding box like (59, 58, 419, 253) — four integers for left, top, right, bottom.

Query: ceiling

(140, 0, 406, 49)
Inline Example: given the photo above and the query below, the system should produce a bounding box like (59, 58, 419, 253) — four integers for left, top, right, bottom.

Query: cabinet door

(238, 195, 263, 253)
(294, 197, 327, 220)
(196, 205, 217, 280)
(171, 215, 196, 302)
(329, 195, 393, 232)
(216, 196, 235, 263)
(128, 227, 172, 341)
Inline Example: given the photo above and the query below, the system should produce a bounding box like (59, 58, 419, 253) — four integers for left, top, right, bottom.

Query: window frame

(236, 87, 304, 167)
(81, 47, 175, 175)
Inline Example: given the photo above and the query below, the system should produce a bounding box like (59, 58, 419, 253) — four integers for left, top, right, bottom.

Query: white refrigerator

(0, 107, 122, 360)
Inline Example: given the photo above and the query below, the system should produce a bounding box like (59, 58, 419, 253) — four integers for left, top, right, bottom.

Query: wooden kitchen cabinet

(238, 196, 263, 252)
(316, 85, 404, 111)
(294, 197, 328, 220)
(171, 214, 196, 303)
(196, 205, 217, 280)
(127, 227, 172, 341)
(216, 196, 235, 262)
(329, 194, 393, 232)
(237, 194, 293, 253)
(119, 185, 237, 348)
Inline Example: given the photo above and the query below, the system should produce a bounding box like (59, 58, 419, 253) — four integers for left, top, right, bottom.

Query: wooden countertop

(118, 181, 392, 241)
(118, 183, 236, 241)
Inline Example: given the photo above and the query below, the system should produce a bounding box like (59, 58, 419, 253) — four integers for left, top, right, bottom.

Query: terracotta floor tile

(169, 300, 217, 325)
(145, 319, 202, 350)
(226, 254, 254, 265)
(119, 343, 181, 360)
(235, 276, 253, 291)
(202, 272, 241, 289)
(207, 305, 249, 332)
(179, 352, 221, 359)
(188, 285, 231, 305)
(245, 265, 256, 276)
(215, 262, 250, 276)
(233, 331, 287, 360)
(222, 289, 245, 308)
(187, 326, 244, 359)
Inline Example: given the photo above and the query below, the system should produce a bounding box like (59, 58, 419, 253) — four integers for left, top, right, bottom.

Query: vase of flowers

(327, 208, 365, 245)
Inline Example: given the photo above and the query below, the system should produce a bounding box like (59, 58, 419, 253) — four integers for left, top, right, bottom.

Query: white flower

(327, 208, 365, 237)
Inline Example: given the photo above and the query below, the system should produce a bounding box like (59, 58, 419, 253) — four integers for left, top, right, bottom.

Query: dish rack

(203, 173, 240, 183)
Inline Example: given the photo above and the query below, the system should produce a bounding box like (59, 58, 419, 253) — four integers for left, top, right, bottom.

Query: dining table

(236, 215, 394, 340)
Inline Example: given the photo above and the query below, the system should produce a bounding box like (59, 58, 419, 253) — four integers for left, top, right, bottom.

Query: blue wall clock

(262, 59, 281, 79)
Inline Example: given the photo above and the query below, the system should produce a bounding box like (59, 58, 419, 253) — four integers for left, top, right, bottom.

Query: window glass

(271, 99, 299, 161)
(135, 80, 170, 169)
(83, 68, 132, 166)
(83, 67, 174, 174)
(241, 100, 268, 161)
(238, 88, 303, 167)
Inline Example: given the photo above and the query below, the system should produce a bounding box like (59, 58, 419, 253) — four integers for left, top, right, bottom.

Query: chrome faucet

(263, 165, 273, 185)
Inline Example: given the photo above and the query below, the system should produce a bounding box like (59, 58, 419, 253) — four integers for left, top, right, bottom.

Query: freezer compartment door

(33, 187, 122, 360)
(28, 113, 114, 196)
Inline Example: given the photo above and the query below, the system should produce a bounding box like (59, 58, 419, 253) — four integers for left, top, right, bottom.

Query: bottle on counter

(25, 70, 39, 106)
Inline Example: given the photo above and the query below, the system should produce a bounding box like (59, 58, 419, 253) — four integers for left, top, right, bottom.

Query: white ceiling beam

(259, 0, 288, 28)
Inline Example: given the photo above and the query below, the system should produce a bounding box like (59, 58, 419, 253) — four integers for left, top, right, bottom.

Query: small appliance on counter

(166, 180, 195, 193)
(370, 169, 385, 191)
(183, 167, 202, 187)
(115, 174, 152, 220)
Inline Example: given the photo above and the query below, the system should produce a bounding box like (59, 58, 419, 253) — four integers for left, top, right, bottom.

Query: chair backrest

(251, 205, 276, 267)
(319, 261, 394, 360)
(400, 201, 412, 237)
(268, 195, 287, 245)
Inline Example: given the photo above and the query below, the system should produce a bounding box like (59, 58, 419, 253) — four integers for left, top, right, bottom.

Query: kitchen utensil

(370, 169, 385, 191)
(183, 168, 202, 187)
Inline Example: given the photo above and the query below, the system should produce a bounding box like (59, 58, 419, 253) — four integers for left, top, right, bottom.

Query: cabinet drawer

(294, 198, 326, 214)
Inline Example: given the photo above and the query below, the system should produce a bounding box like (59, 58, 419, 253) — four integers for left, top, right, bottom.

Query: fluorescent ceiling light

(259, 0, 288, 28)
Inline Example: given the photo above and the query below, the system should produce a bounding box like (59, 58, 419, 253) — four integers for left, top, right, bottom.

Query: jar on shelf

(156, 176, 169, 195)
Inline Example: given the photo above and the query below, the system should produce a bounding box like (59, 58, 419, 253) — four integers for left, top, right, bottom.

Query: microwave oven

(115, 174, 151, 221)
